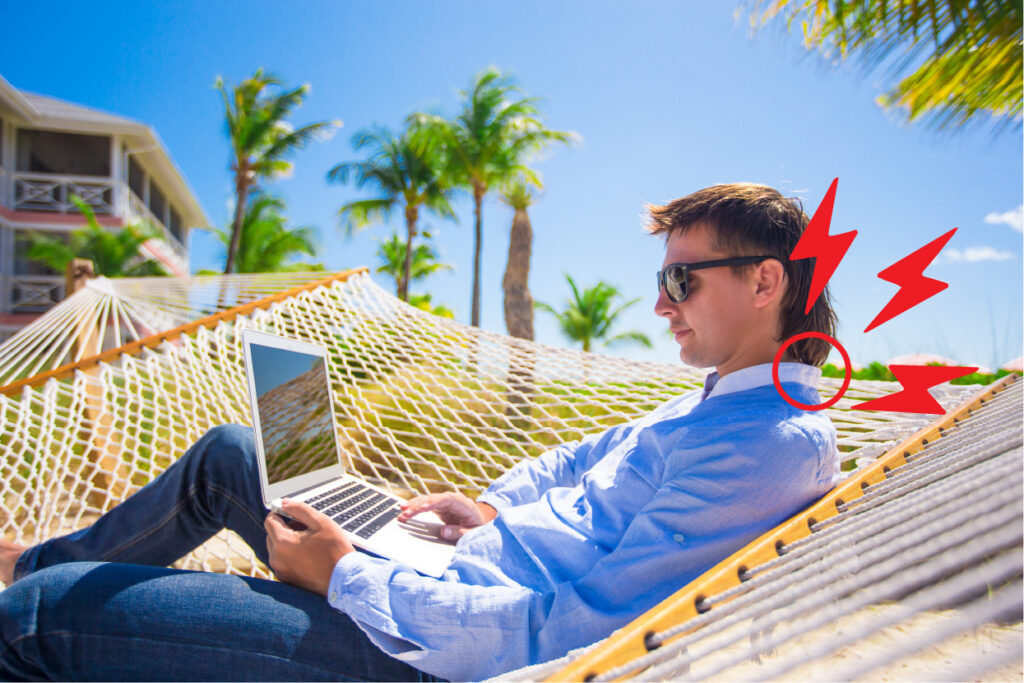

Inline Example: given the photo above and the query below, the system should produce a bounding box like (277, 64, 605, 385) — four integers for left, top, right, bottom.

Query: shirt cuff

(477, 491, 513, 513)
(326, 549, 373, 606)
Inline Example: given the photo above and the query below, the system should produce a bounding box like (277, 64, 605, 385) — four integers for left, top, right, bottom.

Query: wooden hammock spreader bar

(549, 372, 1020, 682)
(0, 268, 367, 398)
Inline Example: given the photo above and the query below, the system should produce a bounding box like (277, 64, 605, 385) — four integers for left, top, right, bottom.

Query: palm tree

(407, 293, 455, 319)
(500, 177, 539, 340)
(751, 0, 1022, 130)
(536, 275, 653, 353)
(374, 231, 453, 297)
(328, 124, 454, 301)
(207, 193, 321, 273)
(409, 67, 576, 326)
(217, 68, 338, 274)
(26, 195, 168, 277)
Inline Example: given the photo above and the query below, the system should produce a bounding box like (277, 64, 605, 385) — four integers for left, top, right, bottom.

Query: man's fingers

(440, 524, 469, 541)
(399, 493, 472, 522)
(265, 510, 288, 536)
(280, 499, 323, 529)
(264, 512, 289, 556)
(398, 494, 444, 520)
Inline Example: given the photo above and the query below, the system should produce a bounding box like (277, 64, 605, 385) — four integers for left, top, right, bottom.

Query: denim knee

(0, 564, 88, 678)
(0, 575, 38, 677)
(189, 424, 259, 482)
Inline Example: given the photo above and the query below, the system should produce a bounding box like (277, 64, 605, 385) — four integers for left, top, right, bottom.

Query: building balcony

(0, 168, 188, 273)
(1, 273, 63, 313)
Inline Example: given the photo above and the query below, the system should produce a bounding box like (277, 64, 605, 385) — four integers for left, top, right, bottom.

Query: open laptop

(241, 329, 456, 577)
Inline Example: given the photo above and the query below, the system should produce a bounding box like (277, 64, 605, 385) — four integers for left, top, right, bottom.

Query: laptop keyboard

(306, 481, 402, 539)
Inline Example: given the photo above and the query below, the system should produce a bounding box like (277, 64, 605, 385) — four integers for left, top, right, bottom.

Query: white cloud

(984, 204, 1023, 233)
(943, 245, 1015, 263)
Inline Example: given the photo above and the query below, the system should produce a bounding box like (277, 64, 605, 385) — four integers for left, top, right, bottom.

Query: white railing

(12, 172, 116, 214)
(125, 190, 189, 269)
(3, 172, 189, 273)
(2, 275, 64, 312)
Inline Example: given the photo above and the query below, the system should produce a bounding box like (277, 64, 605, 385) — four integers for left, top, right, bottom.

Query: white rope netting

(0, 272, 328, 387)
(0, 271, 977, 580)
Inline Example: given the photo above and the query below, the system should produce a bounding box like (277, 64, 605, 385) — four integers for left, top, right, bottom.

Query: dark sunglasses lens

(664, 265, 686, 302)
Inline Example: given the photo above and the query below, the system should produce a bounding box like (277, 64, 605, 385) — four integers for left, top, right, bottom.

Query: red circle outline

(773, 332, 851, 411)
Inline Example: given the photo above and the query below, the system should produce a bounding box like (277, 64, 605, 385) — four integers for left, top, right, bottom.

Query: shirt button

(329, 590, 339, 602)
(673, 533, 685, 544)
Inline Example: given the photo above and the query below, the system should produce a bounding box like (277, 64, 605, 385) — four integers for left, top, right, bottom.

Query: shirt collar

(700, 362, 821, 401)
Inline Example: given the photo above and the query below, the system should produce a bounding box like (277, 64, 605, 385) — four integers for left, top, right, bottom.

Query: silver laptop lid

(242, 329, 346, 507)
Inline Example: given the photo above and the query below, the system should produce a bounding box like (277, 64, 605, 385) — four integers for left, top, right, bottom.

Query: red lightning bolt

(790, 178, 858, 314)
(852, 364, 979, 414)
(863, 228, 957, 333)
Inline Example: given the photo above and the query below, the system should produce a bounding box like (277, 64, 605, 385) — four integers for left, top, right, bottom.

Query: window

(128, 155, 145, 199)
(169, 207, 182, 241)
(148, 180, 166, 222)
(16, 130, 111, 176)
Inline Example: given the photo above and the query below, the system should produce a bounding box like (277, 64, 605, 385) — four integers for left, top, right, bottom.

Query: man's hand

(264, 498, 353, 596)
(398, 492, 497, 541)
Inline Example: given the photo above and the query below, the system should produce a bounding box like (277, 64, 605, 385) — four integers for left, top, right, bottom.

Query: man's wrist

(476, 501, 498, 523)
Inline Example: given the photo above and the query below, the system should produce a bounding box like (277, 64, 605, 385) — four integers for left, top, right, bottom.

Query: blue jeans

(0, 425, 440, 681)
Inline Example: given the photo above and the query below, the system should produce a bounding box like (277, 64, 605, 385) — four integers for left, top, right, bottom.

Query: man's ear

(751, 259, 786, 308)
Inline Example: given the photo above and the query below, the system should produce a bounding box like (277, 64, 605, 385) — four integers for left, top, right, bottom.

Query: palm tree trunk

(502, 207, 534, 340)
(470, 185, 484, 327)
(400, 205, 418, 302)
(225, 171, 250, 275)
(502, 206, 536, 422)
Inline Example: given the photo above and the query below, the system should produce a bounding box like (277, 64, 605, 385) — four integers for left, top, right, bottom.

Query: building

(0, 73, 209, 341)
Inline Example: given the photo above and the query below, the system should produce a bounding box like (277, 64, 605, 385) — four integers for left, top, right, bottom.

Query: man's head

(647, 183, 837, 374)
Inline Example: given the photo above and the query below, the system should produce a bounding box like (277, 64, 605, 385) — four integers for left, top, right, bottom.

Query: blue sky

(2, 1, 1020, 370)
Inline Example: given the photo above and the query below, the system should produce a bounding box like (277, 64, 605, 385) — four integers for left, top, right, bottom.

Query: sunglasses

(656, 255, 775, 303)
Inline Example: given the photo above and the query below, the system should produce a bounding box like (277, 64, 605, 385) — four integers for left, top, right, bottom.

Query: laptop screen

(249, 343, 338, 485)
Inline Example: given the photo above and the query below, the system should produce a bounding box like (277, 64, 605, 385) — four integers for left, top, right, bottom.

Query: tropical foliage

(329, 124, 454, 301)
(216, 68, 337, 273)
(536, 275, 653, 353)
(374, 231, 453, 295)
(822, 361, 1018, 385)
(410, 67, 576, 326)
(751, 0, 1022, 130)
(207, 193, 321, 273)
(500, 177, 539, 340)
(26, 195, 168, 277)
(408, 293, 456, 319)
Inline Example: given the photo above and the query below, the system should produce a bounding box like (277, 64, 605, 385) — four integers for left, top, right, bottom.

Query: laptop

(241, 329, 457, 577)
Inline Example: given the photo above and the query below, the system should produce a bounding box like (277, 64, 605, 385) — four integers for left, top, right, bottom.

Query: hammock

(3, 270, 1007, 678)
(0, 272, 333, 387)
(538, 374, 1022, 681)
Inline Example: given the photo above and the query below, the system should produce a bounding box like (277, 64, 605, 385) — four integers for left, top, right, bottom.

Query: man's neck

(714, 346, 782, 379)
(702, 362, 821, 402)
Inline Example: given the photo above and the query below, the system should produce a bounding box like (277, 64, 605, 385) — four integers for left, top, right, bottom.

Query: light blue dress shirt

(327, 362, 839, 680)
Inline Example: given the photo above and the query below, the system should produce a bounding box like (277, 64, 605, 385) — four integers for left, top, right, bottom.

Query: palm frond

(337, 198, 397, 236)
(536, 274, 648, 352)
(751, 0, 1022, 131)
(605, 330, 654, 349)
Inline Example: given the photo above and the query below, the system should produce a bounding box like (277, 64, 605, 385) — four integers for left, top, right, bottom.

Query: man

(0, 183, 839, 681)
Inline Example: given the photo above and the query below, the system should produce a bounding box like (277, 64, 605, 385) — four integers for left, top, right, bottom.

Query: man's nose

(654, 284, 677, 318)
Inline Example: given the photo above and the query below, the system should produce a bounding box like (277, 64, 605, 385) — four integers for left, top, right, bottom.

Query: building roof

(0, 74, 210, 230)
(18, 90, 146, 130)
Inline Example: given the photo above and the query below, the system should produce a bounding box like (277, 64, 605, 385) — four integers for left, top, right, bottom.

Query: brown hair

(646, 183, 837, 366)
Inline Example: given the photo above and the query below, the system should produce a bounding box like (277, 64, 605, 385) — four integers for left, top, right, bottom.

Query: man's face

(655, 223, 774, 377)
